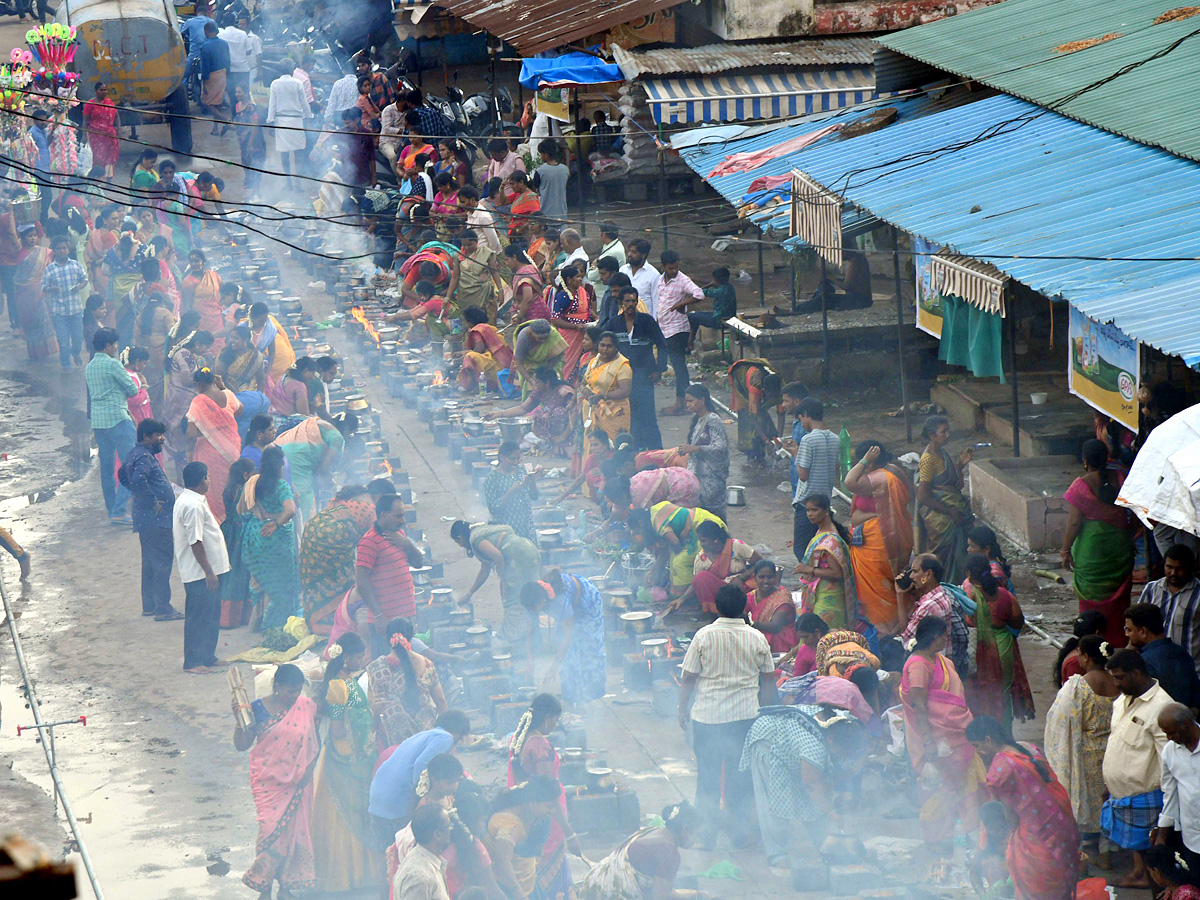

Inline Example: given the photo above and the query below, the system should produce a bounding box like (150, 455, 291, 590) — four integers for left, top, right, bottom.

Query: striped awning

(790, 171, 842, 267)
(643, 67, 874, 125)
(929, 251, 1009, 316)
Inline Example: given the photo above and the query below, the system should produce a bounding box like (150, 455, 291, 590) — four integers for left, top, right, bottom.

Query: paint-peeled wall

(689, 0, 1006, 39)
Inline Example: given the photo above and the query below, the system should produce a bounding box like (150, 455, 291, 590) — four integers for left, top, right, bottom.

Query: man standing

(182, 13, 215, 100)
(119, 419, 182, 620)
(267, 69, 312, 180)
(1155, 703, 1200, 871)
(1124, 603, 1200, 707)
(218, 15, 259, 123)
(85, 327, 138, 523)
(29, 111, 51, 225)
(678, 584, 776, 849)
(337, 108, 375, 189)
(484, 441, 538, 540)
(586, 223, 625, 297)
(601, 286, 667, 450)
(355, 52, 394, 111)
(379, 93, 407, 168)
(456, 186, 501, 254)
(898, 553, 970, 673)
(485, 138, 525, 185)
(592, 258, 626, 323)
(393, 805, 452, 900)
(619, 238, 660, 316)
(558, 227, 587, 270)
(534, 142, 569, 223)
(1141, 545, 1200, 675)
(323, 69, 360, 129)
(199, 22, 230, 135)
(369, 710, 471, 846)
(654, 250, 703, 416)
(173, 462, 230, 674)
(0, 195, 20, 329)
(355, 494, 423, 653)
(1102, 649, 1173, 887)
(791, 398, 840, 562)
(43, 234, 88, 368)
(779, 382, 810, 497)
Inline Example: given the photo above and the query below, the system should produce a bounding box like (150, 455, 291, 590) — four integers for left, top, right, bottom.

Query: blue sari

(546, 573, 606, 705)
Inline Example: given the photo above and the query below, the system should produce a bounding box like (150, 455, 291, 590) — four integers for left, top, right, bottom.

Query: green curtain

(937, 294, 1005, 382)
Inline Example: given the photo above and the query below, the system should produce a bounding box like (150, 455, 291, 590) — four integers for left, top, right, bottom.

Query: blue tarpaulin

(519, 52, 623, 89)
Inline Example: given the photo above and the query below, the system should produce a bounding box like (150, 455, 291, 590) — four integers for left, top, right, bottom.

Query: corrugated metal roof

(612, 37, 875, 79)
(644, 67, 875, 124)
(677, 93, 1200, 366)
(875, 0, 1200, 161)
(430, 0, 688, 55)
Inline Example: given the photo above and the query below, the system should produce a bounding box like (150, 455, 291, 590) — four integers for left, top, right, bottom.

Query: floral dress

(365, 654, 442, 748)
(1044, 674, 1114, 834)
(547, 573, 607, 704)
(687, 411, 729, 520)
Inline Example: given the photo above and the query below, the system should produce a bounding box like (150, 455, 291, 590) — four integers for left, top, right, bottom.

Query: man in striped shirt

(1141, 544, 1200, 677)
(679, 583, 776, 849)
(355, 493, 423, 656)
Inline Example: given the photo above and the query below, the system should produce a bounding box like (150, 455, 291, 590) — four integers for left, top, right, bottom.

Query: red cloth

(708, 125, 840, 178)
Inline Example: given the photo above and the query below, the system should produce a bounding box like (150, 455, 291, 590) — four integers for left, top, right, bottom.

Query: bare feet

(660, 403, 686, 416)
(18, 553, 31, 582)
(184, 666, 215, 674)
(1114, 872, 1150, 888)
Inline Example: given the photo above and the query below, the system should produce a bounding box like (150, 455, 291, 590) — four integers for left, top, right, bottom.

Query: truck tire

(166, 85, 193, 156)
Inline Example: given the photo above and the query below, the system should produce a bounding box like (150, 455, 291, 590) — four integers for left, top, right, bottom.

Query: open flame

(380, 458, 394, 476)
(351, 306, 380, 346)
(430, 371, 446, 387)
(291, 327, 301, 341)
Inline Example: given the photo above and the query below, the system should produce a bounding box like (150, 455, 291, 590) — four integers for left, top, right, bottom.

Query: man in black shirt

(601, 285, 667, 450)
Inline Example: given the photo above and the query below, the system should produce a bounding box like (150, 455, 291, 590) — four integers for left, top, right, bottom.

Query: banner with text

(913, 237, 943, 338)
(1068, 307, 1140, 431)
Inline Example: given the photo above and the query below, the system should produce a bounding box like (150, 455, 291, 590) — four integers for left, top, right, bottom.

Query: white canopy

(1117, 403, 1200, 536)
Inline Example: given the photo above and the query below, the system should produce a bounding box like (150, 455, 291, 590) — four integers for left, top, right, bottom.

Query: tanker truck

(56, 0, 193, 154)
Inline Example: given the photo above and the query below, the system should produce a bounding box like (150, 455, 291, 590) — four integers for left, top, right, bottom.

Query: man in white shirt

(678, 583, 776, 849)
(267, 71, 312, 179)
(619, 238, 660, 317)
(654, 249, 704, 415)
(559, 228, 588, 270)
(1155, 703, 1200, 870)
(378, 95, 406, 167)
(323, 71, 360, 128)
(586, 222, 625, 296)
(393, 805, 452, 900)
(173, 462, 231, 674)
(456, 186, 500, 253)
(218, 15, 260, 105)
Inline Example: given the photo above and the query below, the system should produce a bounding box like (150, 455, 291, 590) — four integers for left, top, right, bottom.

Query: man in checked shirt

(41, 234, 88, 368)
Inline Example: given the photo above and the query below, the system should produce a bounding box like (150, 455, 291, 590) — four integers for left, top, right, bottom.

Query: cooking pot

(380, 341, 399, 355)
(411, 566, 433, 587)
(537, 529, 563, 549)
(726, 485, 747, 507)
(462, 418, 487, 437)
(278, 297, 303, 315)
(562, 747, 584, 761)
(641, 638, 669, 658)
(405, 360, 423, 375)
(491, 653, 513, 672)
(448, 609, 473, 627)
(377, 326, 401, 343)
(606, 589, 633, 610)
(586, 768, 614, 792)
(465, 625, 490, 648)
(497, 417, 533, 443)
(621, 611, 655, 634)
(259, 275, 280, 289)
(430, 587, 455, 604)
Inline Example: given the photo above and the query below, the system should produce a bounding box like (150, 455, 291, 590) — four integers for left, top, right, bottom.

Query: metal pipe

(757, 238, 766, 307)
(574, 93, 586, 236)
(891, 226, 912, 442)
(658, 123, 669, 249)
(1007, 295, 1021, 456)
(1, 575, 105, 899)
(820, 255, 829, 386)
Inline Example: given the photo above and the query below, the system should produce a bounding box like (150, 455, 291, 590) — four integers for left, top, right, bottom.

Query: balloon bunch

(31, 70, 77, 91)
(26, 24, 78, 72)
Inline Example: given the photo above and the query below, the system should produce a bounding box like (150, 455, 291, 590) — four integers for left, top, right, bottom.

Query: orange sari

(187, 392, 241, 522)
(85, 228, 118, 302)
(183, 268, 224, 339)
(849, 468, 912, 631)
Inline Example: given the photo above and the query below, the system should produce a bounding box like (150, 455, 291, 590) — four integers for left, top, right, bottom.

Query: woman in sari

(182, 249, 224, 345)
(625, 465, 700, 511)
(311, 633, 382, 894)
(488, 778, 569, 900)
(546, 265, 595, 380)
(521, 573, 607, 705)
(270, 357, 318, 418)
(275, 415, 353, 522)
(680, 384, 729, 522)
(966, 525, 1014, 594)
(641, 501, 726, 601)
(136, 293, 177, 411)
(487, 366, 576, 453)
(900, 616, 982, 857)
(505, 172, 541, 238)
(457, 305, 514, 393)
(130, 149, 159, 190)
(747, 560, 798, 653)
(968, 715, 1081, 900)
(450, 520, 542, 649)
(85, 204, 123, 300)
(728, 358, 781, 461)
(235, 663, 320, 900)
(299, 486, 375, 637)
(844, 440, 913, 633)
(964, 554, 1034, 731)
(1063, 438, 1135, 646)
(916, 416, 975, 584)
(1044, 634, 1116, 844)
(512, 319, 568, 401)
(162, 317, 211, 477)
(249, 301, 297, 382)
(814, 629, 879, 677)
(186, 368, 242, 522)
(579, 332, 632, 441)
(504, 243, 546, 324)
(220, 459, 256, 629)
(239, 447, 302, 629)
(217, 324, 266, 394)
(669, 519, 761, 615)
(82, 82, 121, 176)
(135, 207, 170, 248)
(794, 494, 860, 630)
(367, 618, 446, 748)
(13, 226, 56, 360)
(506, 696, 584, 900)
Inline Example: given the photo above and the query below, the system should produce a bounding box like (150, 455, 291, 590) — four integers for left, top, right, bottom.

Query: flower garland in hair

(390, 632, 411, 651)
(536, 580, 555, 600)
(664, 804, 681, 823)
(328, 642, 343, 659)
(119, 346, 131, 367)
(1178, 852, 1190, 872)
(510, 708, 535, 758)
(1099, 641, 1112, 659)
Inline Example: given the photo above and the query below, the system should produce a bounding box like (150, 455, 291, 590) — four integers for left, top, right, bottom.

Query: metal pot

(259, 275, 280, 289)
(726, 485, 747, 507)
(497, 417, 533, 443)
(448, 609, 473, 627)
(606, 589, 633, 610)
(430, 587, 455, 605)
(405, 360, 423, 375)
(278, 297, 303, 315)
(462, 418, 487, 437)
(491, 653, 513, 672)
(537, 529, 563, 549)
(465, 625, 490, 648)
(621, 611, 655, 634)
(411, 566, 433, 587)
(586, 768, 614, 792)
(377, 326, 401, 343)
(641, 638, 669, 657)
(562, 747, 584, 761)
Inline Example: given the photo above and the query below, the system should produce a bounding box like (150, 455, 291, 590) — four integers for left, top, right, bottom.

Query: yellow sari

(582, 353, 632, 440)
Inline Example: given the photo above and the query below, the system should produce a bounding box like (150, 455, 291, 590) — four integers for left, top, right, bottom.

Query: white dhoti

(272, 115, 306, 153)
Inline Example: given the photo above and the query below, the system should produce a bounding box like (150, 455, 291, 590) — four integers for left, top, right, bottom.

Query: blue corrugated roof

(676, 93, 1200, 367)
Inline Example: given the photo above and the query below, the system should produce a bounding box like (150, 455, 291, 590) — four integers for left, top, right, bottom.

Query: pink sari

(629, 467, 700, 509)
(243, 695, 320, 895)
(186, 392, 241, 522)
(900, 653, 983, 844)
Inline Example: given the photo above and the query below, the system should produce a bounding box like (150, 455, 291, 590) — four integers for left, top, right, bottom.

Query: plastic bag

(76, 141, 92, 175)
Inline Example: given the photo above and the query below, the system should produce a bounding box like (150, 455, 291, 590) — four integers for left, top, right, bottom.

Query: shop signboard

(913, 236, 943, 338)
(536, 86, 570, 122)
(1068, 306, 1140, 431)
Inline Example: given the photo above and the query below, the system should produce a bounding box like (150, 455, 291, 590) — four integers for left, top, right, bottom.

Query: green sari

(241, 478, 301, 630)
(1065, 475, 1134, 646)
(798, 529, 859, 628)
(916, 447, 973, 583)
(514, 321, 568, 400)
(470, 523, 542, 646)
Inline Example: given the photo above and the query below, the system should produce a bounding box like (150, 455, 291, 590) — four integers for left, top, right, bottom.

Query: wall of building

(684, 0, 1006, 39)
